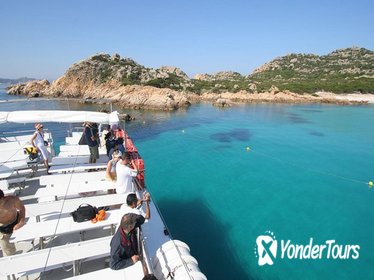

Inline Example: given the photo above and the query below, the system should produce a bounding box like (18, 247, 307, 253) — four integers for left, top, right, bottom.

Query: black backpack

(70, 204, 98, 223)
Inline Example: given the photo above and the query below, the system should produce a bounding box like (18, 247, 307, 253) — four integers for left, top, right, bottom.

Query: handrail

(0, 129, 36, 136)
(138, 227, 154, 277)
(144, 188, 195, 280)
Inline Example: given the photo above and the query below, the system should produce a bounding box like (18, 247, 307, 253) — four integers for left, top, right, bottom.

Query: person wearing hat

(109, 213, 145, 270)
(31, 123, 50, 172)
(83, 122, 100, 164)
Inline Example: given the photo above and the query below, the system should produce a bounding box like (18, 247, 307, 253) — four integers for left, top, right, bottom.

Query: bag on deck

(78, 131, 87, 145)
(70, 204, 98, 223)
(23, 146, 39, 160)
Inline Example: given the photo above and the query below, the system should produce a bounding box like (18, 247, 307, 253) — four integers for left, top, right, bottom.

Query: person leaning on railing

(118, 192, 151, 223)
(109, 213, 145, 270)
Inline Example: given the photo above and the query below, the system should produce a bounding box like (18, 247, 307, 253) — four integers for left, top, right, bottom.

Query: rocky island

(7, 47, 374, 110)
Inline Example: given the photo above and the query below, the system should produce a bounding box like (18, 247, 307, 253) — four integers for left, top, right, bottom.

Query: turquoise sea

(1, 85, 374, 279)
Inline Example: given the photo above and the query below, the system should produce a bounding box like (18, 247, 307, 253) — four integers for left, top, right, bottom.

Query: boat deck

(1, 167, 120, 280)
(0, 111, 207, 280)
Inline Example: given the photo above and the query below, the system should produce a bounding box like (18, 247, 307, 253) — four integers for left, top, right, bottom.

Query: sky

(0, 0, 373, 80)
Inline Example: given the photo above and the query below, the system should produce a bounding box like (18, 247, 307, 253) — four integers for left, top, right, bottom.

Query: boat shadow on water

(158, 198, 253, 280)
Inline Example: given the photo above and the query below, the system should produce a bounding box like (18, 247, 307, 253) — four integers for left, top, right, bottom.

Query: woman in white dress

(30, 123, 49, 172)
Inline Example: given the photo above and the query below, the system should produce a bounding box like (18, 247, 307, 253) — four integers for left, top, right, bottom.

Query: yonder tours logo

(254, 231, 360, 266)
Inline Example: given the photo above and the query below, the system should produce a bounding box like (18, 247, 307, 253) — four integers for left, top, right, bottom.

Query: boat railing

(138, 227, 154, 276)
(144, 189, 200, 280)
(1, 129, 37, 136)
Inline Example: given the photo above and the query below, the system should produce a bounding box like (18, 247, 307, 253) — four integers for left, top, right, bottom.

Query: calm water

(1, 85, 374, 279)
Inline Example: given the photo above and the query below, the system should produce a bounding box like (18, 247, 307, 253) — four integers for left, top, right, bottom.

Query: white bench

(0, 159, 38, 178)
(34, 180, 114, 200)
(0, 236, 112, 278)
(0, 169, 14, 179)
(26, 193, 126, 219)
(0, 177, 26, 191)
(72, 132, 82, 138)
(60, 145, 90, 152)
(39, 171, 106, 186)
(65, 136, 81, 145)
(48, 163, 107, 174)
(52, 156, 91, 165)
(0, 177, 26, 194)
(0, 180, 9, 191)
(0, 158, 28, 169)
(1, 148, 29, 163)
(63, 262, 144, 280)
(11, 209, 122, 243)
(59, 145, 107, 155)
(0, 140, 29, 151)
(0, 180, 16, 195)
(52, 155, 108, 165)
(6, 177, 26, 185)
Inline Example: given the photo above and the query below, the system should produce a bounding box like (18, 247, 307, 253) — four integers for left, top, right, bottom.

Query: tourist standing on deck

(115, 152, 139, 194)
(110, 213, 145, 270)
(84, 122, 99, 164)
(31, 123, 49, 171)
(112, 125, 125, 154)
(106, 150, 122, 194)
(0, 190, 25, 256)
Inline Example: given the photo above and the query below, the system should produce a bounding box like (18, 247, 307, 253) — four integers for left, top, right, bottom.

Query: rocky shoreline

(6, 48, 373, 110)
(7, 80, 371, 110)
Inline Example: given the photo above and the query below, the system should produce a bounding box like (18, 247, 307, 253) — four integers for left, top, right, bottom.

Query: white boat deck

(0, 236, 112, 277)
(10, 209, 121, 243)
(25, 193, 126, 218)
(34, 180, 114, 201)
(39, 171, 106, 186)
(48, 163, 107, 174)
(64, 262, 144, 280)
(0, 112, 206, 280)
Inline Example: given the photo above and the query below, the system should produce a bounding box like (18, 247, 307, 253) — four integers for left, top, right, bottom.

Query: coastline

(315, 92, 374, 104)
(5, 81, 373, 110)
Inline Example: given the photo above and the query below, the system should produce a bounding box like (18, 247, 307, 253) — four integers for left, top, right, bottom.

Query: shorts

(0, 232, 16, 256)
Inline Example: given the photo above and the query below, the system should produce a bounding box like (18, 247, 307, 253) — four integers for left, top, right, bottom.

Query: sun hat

(35, 123, 43, 129)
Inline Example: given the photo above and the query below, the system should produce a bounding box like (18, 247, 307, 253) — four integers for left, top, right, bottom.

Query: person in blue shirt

(110, 213, 145, 270)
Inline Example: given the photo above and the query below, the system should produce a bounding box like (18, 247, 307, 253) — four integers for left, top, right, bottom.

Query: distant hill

(5, 47, 374, 106)
(58, 53, 193, 91)
(193, 47, 373, 94)
(0, 77, 36, 84)
(42, 47, 374, 94)
(249, 47, 374, 93)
